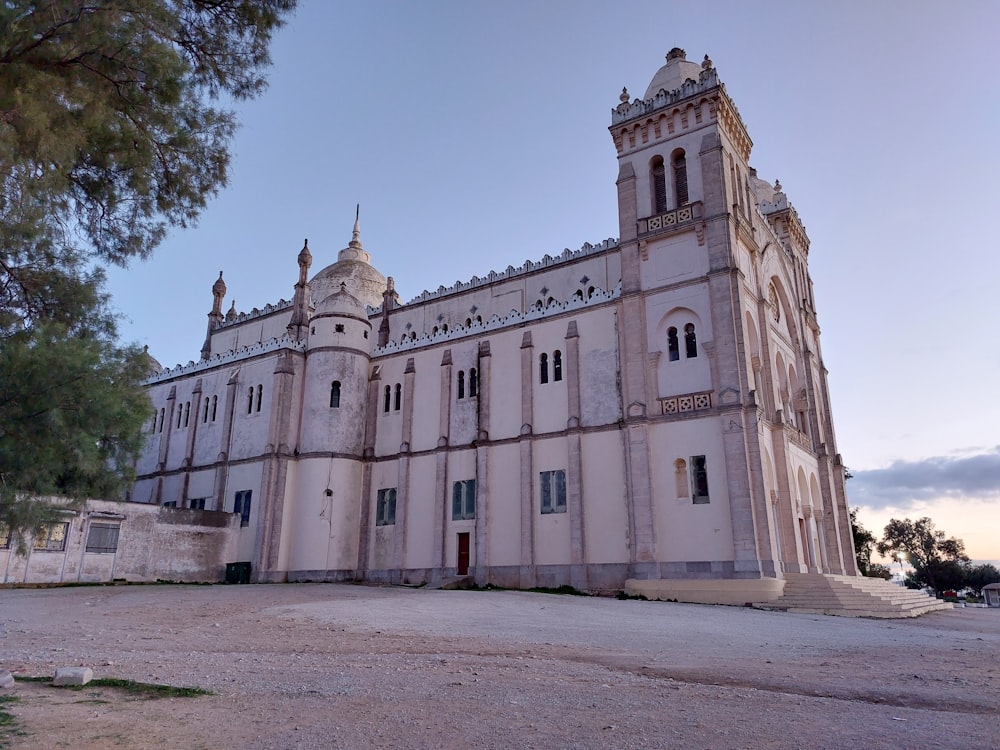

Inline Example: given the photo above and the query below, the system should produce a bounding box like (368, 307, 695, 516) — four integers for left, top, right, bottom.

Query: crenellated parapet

(373, 282, 622, 355)
(144, 335, 307, 385)
(612, 68, 721, 125)
(761, 185, 810, 253)
(214, 298, 294, 330)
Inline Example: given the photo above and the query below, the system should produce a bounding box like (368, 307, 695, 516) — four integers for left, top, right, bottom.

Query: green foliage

(0, 1, 294, 541)
(963, 563, 1000, 597)
(866, 563, 893, 580)
(849, 508, 879, 576)
(877, 517, 970, 595)
(17, 674, 211, 698)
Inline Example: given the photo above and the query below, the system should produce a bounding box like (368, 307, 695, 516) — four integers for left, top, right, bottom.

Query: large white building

(133, 49, 858, 597)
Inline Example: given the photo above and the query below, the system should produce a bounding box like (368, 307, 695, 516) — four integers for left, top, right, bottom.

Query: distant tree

(0, 0, 295, 543)
(849, 508, 880, 576)
(963, 564, 1000, 598)
(877, 517, 970, 596)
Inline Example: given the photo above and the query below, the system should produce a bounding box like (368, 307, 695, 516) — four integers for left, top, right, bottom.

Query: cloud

(850, 447, 1000, 509)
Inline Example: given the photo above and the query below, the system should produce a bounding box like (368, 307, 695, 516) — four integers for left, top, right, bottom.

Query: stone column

(565, 321, 587, 589)
(433, 350, 453, 569)
(474, 341, 491, 580)
(517, 332, 535, 588)
(213, 369, 241, 512)
(393, 358, 416, 574)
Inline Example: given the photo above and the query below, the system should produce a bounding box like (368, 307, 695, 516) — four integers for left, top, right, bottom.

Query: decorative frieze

(658, 390, 712, 416)
(637, 201, 705, 253)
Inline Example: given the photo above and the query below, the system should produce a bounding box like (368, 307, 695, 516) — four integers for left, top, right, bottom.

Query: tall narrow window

(553, 350, 563, 382)
(383, 385, 391, 413)
(691, 455, 709, 504)
(684, 323, 697, 358)
(203, 397, 209, 423)
(540, 470, 567, 514)
(330, 380, 341, 408)
(376, 488, 397, 526)
(469, 367, 478, 397)
(233, 490, 252, 526)
(667, 327, 680, 361)
(211, 395, 218, 422)
(452, 479, 476, 520)
(673, 150, 688, 206)
(539, 353, 549, 384)
(158, 408, 165, 433)
(247, 387, 254, 414)
(255, 384, 263, 413)
(183, 401, 190, 427)
(674, 459, 689, 498)
(177, 405, 183, 428)
(394, 383, 402, 411)
(151, 409, 157, 431)
(457, 371, 465, 399)
(651, 156, 667, 213)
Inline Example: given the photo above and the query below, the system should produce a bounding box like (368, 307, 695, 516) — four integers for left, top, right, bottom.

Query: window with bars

(673, 149, 689, 206)
(651, 155, 667, 213)
(452, 479, 476, 520)
(85, 522, 120, 553)
(33, 522, 69, 551)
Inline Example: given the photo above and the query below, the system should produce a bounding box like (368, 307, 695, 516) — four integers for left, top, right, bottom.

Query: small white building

(984, 583, 1000, 608)
(130, 49, 857, 599)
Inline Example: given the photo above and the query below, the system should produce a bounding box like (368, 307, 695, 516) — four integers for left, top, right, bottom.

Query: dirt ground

(1, 583, 998, 750)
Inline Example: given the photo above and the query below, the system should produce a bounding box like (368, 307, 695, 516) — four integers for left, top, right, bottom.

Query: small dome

(314, 282, 367, 318)
(142, 345, 163, 376)
(643, 48, 704, 100)
(308, 217, 386, 309)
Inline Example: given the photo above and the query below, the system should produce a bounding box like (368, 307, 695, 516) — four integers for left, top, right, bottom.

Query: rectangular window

(691, 455, 710, 504)
(85, 522, 120, 554)
(452, 479, 476, 521)
(162, 500, 178, 508)
(33, 522, 69, 552)
(233, 490, 252, 527)
(376, 487, 397, 526)
(540, 470, 567, 514)
(190, 498, 207, 510)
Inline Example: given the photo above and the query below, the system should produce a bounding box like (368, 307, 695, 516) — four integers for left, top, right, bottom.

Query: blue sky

(104, 1, 1000, 560)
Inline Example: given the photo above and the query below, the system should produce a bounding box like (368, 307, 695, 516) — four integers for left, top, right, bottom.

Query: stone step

(763, 573, 950, 618)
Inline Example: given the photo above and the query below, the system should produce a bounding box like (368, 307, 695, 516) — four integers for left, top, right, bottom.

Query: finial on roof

(774, 179, 783, 193)
(350, 204, 362, 249)
(212, 270, 226, 297)
(702, 54, 712, 70)
(666, 47, 686, 62)
(226, 300, 237, 322)
(619, 87, 630, 103)
(298, 238, 312, 268)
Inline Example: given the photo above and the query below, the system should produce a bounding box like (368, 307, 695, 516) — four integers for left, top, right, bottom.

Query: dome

(314, 282, 367, 318)
(308, 217, 386, 310)
(643, 48, 704, 100)
(142, 345, 163, 376)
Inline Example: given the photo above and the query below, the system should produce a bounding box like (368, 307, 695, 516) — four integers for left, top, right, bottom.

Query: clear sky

(104, 1, 1000, 561)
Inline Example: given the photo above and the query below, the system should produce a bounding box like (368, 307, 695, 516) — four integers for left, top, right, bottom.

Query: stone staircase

(761, 573, 952, 618)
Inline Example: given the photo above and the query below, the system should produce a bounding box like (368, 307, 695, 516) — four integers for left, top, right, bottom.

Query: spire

(202, 271, 227, 360)
(337, 205, 371, 264)
(350, 204, 362, 249)
(288, 237, 312, 342)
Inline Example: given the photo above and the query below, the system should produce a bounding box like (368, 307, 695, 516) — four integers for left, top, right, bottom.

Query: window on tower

(330, 380, 341, 408)
(651, 155, 667, 214)
(673, 149, 689, 206)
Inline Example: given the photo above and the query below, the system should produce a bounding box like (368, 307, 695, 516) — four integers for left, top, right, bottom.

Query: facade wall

(128, 49, 857, 592)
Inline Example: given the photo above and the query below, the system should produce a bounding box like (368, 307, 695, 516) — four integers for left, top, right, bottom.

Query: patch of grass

(0, 694, 19, 726)
(15, 676, 211, 698)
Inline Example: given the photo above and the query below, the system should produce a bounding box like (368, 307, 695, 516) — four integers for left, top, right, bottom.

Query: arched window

(587, 286, 595, 299)
(673, 150, 689, 206)
(394, 383, 402, 411)
(534, 299, 543, 310)
(674, 459, 689, 498)
(432, 326, 438, 335)
(247, 387, 254, 414)
(177, 405, 183, 428)
(457, 371, 465, 399)
(553, 350, 563, 382)
(667, 327, 680, 361)
(409, 332, 417, 341)
(330, 381, 341, 408)
(573, 290, 583, 301)
(539, 352, 549, 384)
(401, 334, 407, 344)
(203, 397, 209, 423)
(651, 155, 667, 213)
(465, 318, 472, 328)
(684, 323, 697, 358)
(442, 324, 448, 333)
(255, 384, 263, 412)
(476, 315, 482, 325)
(469, 367, 478, 397)
(383, 385, 391, 413)
(158, 408, 164, 433)
(211, 395, 218, 422)
(546, 297, 555, 308)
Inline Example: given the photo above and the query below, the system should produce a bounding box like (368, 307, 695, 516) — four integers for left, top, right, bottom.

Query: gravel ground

(1, 583, 998, 749)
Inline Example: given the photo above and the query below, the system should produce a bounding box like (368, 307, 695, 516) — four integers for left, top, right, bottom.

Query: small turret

(200, 271, 227, 360)
(288, 239, 312, 341)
